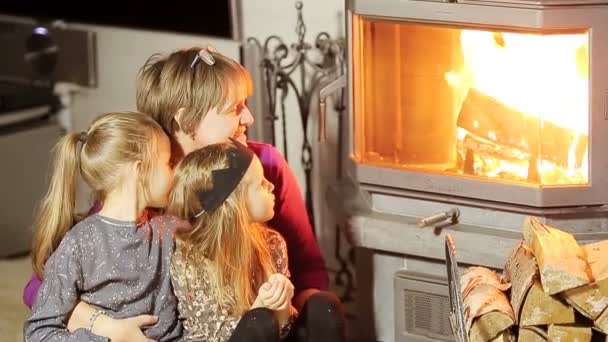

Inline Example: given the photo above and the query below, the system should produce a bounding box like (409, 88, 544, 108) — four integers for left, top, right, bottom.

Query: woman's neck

(98, 186, 144, 222)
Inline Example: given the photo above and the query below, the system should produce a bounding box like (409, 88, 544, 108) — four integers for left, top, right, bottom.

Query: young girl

(24, 111, 183, 341)
(168, 139, 297, 342)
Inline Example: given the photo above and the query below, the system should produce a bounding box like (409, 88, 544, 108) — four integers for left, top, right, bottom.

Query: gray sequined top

(24, 213, 184, 342)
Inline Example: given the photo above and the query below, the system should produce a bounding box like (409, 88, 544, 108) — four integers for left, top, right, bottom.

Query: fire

(445, 29, 589, 185)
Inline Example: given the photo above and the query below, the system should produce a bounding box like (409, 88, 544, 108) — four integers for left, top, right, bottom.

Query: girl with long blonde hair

(25, 111, 183, 341)
(168, 139, 297, 342)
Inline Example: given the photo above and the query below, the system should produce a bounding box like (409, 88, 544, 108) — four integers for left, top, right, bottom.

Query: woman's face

(184, 96, 254, 155)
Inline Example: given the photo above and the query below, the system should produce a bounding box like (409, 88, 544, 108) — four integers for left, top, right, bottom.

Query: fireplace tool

(445, 234, 469, 342)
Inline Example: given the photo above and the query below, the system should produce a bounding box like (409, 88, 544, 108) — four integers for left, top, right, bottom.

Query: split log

(461, 266, 511, 294)
(461, 266, 515, 341)
(518, 326, 548, 341)
(488, 329, 515, 342)
(547, 324, 592, 342)
(564, 240, 608, 320)
(520, 278, 575, 326)
(470, 311, 515, 342)
(503, 242, 537, 323)
(523, 217, 592, 295)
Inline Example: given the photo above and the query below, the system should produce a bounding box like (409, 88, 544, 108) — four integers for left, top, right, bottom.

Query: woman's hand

(93, 314, 159, 342)
(66, 301, 158, 341)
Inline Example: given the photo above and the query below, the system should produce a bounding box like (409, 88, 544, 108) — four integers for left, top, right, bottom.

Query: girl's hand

(262, 273, 294, 310)
(252, 282, 273, 309)
(94, 314, 159, 342)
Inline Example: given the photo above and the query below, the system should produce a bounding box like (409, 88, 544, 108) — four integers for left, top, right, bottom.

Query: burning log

(457, 88, 587, 169)
(523, 217, 592, 295)
(563, 240, 608, 320)
(547, 324, 592, 342)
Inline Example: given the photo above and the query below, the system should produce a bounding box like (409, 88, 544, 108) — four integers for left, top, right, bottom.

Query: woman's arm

(23, 273, 42, 309)
(66, 302, 159, 342)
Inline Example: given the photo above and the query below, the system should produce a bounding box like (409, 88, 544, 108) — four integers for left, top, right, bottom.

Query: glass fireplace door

(352, 15, 590, 187)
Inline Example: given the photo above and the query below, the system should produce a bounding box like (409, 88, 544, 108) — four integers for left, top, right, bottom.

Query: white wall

(66, 25, 240, 132)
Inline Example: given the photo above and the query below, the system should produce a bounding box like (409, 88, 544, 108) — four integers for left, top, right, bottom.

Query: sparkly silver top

(170, 227, 289, 341)
(24, 213, 184, 341)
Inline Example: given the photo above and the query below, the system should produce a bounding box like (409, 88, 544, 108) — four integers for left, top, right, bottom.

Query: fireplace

(341, 0, 608, 341)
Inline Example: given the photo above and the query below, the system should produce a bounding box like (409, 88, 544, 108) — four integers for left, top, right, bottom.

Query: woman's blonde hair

(168, 142, 275, 316)
(32, 111, 166, 278)
(136, 47, 252, 138)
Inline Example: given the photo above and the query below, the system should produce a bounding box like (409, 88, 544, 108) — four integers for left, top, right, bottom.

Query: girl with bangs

(167, 139, 344, 342)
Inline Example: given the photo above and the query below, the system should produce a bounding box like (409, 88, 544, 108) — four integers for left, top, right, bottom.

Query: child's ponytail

(32, 132, 81, 279)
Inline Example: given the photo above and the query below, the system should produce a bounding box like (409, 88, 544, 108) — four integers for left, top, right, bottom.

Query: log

(461, 273, 515, 340)
(523, 217, 592, 294)
(488, 329, 515, 342)
(547, 324, 592, 342)
(470, 311, 515, 342)
(518, 326, 548, 341)
(461, 266, 511, 296)
(564, 240, 608, 320)
(503, 242, 537, 323)
(520, 278, 576, 326)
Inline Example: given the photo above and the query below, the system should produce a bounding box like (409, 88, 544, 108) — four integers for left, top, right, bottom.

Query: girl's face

(244, 157, 275, 223)
(146, 133, 174, 208)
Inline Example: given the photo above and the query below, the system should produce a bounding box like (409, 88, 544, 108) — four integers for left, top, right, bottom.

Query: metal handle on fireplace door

(318, 75, 346, 142)
(417, 207, 460, 228)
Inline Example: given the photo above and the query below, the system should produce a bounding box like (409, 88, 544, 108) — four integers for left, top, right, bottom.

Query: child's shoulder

(150, 214, 191, 237)
(51, 215, 103, 252)
(68, 214, 105, 236)
(261, 226, 286, 246)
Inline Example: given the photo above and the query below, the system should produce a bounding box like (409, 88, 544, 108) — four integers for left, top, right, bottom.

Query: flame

(446, 29, 589, 185)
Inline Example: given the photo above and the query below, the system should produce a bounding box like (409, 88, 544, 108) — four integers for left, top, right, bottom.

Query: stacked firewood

(461, 217, 608, 342)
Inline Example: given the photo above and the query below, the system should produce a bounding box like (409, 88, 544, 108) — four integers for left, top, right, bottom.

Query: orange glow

(445, 29, 589, 185)
(352, 17, 590, 187)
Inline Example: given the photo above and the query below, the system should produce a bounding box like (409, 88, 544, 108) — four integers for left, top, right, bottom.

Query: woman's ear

(131, 160, 142, 177)
(173, 108, 186, 132)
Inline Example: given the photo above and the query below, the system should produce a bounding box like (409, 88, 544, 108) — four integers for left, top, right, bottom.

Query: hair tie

(79, 131, 88, 144)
